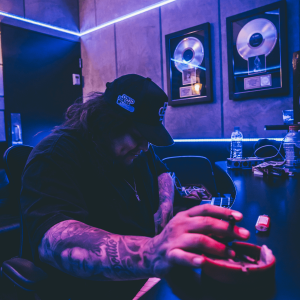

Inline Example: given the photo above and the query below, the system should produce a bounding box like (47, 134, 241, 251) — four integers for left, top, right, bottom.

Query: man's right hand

(38, 205, 250, 281)
(146, 204, 250, 278)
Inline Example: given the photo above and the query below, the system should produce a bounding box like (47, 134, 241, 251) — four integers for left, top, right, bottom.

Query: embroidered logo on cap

(158, 102, 167, 121)
(116, 94, 135, 112)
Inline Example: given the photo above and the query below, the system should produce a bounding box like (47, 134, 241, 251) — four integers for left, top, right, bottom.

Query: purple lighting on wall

(80, 0, 176, 36)
(173, 138, 283, 142)
(0, 10, 80, 35)
(0, 0, 176, 37)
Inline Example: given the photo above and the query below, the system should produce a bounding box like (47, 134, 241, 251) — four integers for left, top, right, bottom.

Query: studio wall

(220, 0, 299, 138)
(0, 0, 79, 31)
(80, 0, 300, 139)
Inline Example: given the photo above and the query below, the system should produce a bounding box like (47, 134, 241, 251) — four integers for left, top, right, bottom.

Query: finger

(168, 248, 205, 268)
(187, 204, 243, 221)
(210, 235, 235, 244)
(177, 233, 236, 258)
(186, 216, 250, 240)
(207, 233, 236, 245)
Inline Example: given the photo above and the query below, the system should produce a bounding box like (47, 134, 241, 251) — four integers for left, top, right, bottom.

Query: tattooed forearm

(38, 220, 167, 281)
(37, 175, 174, 280)
(154, 172, 175, 235)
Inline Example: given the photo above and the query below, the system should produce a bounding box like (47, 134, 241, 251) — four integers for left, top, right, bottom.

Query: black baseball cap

(103, 74, 174, 146)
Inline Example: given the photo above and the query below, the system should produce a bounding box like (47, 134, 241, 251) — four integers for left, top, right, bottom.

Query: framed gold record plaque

(226, 1, 288, 100)
(166, 23, 212, 106)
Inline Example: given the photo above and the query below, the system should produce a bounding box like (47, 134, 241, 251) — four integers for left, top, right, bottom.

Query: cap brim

(134, 121, 174, 147)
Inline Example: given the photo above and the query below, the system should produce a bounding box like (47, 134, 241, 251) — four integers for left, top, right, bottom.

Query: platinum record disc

(236, 18, 277, 60)
(174, 37, 204, 72)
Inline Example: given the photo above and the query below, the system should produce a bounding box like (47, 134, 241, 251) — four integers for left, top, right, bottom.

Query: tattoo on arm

(154, 172, 175, 235)
(38, 220, 167, 281)
(37, 174, 174, 280)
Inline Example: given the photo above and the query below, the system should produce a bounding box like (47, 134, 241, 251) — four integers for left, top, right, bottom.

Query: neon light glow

(265, 11, 279, 15)
(0, 10, 80, 36)
(171, 58, 206, 71)
(0, 0, 176, 36)
(234, 65, 281, 75)
(173, 138, 283, 142)
(80, 0, 176, 36)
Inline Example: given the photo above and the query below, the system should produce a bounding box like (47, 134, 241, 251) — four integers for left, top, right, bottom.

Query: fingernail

(227, 249, 235, 258)
(239, 228, 250, 238)
(193, 257, 204, 267)
(231, 211, 243, 220)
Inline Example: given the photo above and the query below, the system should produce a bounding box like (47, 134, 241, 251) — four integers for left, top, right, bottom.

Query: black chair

(162, 156, 218, 196)
(0, 158, 21, 271)
(162, 156, 219, 213)
(0, 145, 48, 297)
(3, 145, 33, 206)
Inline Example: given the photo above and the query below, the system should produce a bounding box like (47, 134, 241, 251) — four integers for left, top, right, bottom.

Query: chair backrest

(3, 145, 33, 187)
(3, 145, 34, 259)
(162, 156, 218, 197)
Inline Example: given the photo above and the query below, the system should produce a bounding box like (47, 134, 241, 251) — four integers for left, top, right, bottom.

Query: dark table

(140, 161, 300, 300)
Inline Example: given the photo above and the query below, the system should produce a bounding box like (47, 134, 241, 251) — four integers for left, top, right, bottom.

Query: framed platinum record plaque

(226, 1, 288, 100)
(165, 23, 212, 106)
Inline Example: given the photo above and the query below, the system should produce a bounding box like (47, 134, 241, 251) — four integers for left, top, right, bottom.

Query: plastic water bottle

(230, 127, 243, 158)
(283, 125, 300, 171)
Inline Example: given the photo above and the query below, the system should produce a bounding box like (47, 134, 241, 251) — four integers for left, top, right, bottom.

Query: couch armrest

(1, 257, 48, 291)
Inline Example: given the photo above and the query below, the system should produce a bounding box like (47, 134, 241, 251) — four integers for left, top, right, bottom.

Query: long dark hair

(54, 92, 132, 140)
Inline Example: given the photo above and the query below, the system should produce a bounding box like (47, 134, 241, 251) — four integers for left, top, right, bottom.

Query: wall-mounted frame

(165, 23, 212, 106)
(226, 0, 288, 100)
(293, 51, 300, 124)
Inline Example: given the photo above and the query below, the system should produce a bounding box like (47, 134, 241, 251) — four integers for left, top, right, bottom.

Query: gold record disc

(236, 18, 277, 60)
(173, 37, 204, 72)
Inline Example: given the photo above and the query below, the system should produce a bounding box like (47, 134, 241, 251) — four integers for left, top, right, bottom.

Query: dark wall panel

(1, 24, 82, 147)
(161, 0, 222, 139)
(80, 0, 300, 140)
(116, 8, 162, 88)
(80, 25, 116, 97)
(0, 0, 79, 32)
(25, 0, 80, 32)
(0, 0, 24, 18)
(221, 0, 299, 139)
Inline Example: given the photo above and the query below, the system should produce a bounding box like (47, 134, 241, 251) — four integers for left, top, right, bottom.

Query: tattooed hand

(38, 205, 249, 281)
(146, 204, 250, 277)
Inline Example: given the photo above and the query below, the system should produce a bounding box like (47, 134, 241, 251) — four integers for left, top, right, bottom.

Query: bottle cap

(289, 125, 300, 131)
(234, 126, 240, 131)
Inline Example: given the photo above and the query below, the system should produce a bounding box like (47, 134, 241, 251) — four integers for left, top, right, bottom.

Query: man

(20, 74, 250, 300)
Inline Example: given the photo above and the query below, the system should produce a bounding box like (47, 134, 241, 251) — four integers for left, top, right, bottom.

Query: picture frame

(165, 23, 212, 106)
(226, 1, 288, 100)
